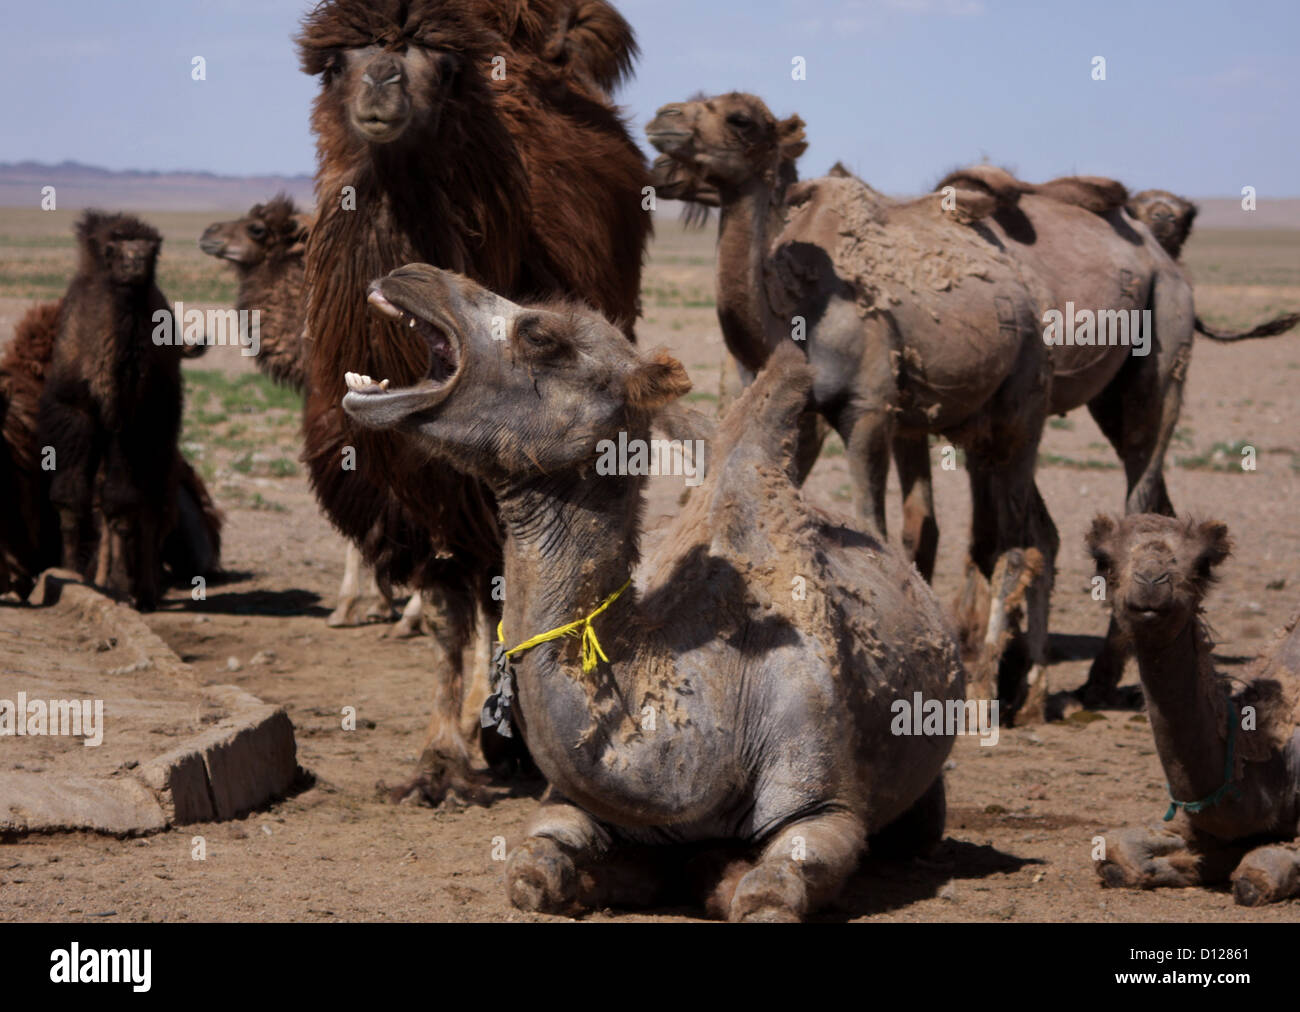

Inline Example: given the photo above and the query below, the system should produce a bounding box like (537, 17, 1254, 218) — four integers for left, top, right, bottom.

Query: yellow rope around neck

(496, 578, 632, 674)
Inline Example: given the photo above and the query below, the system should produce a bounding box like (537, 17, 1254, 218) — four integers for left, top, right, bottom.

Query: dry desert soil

(1, 206, 1299, 922)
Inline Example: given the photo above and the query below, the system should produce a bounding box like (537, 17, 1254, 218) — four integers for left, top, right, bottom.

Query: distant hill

(0, 161, 315, 212)
(2, 161, 1297, 227)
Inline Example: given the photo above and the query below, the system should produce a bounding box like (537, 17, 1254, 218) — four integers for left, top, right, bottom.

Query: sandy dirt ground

(1, 212, 1298, 922)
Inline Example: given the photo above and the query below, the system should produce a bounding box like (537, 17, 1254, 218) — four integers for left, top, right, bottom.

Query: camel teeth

(408, 317, 417, 328)
(344, 370, 387, 394)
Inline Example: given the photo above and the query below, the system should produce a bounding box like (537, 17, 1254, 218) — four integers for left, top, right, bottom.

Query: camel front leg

(391, 589, 423, 638)
(1231, 845, 1300, 906)
(326, 541, 364, 627)
(507, 794, 608, 914)
(893, 433, 938, 582)
(387, 581, 488, 806)
(840, 407, 893, 540)
(723, 810, 865, 922)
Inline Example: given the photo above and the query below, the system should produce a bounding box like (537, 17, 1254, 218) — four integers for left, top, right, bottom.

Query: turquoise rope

(1163, 700, 1243, 821)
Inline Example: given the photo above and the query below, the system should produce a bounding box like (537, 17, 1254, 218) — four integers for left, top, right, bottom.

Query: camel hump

(713, 341, 813, 480)
(896, 187, 1000, 226)
(936, 165, 1027, 207)
(6, 301, 61, 378)
(1031, 175, 1129, 214)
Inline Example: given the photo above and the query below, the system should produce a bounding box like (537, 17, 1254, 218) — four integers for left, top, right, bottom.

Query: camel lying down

(342, 264, 966, 920)
(1087, 514, 1300, 905)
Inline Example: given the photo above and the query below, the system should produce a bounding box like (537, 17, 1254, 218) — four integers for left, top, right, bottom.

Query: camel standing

(341, 264, 966, 921)
(648, 92, 1059, 719)
(199, 198, 429, 636)
(1087, 514, 1300, 905)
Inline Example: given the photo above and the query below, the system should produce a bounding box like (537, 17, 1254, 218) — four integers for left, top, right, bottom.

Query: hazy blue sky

(1, 0, 1295, 195)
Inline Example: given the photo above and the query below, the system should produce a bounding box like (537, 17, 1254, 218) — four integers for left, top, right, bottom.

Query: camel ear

(777, 115, 808, 162)
(1193, 521, 1232, 580)
(627, 351, 691, 413)
(1085, 514, 1118, 571)
(288, 215, 311, 257)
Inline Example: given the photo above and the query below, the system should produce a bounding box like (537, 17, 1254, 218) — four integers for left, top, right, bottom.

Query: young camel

(647, 93, 1059, 720)
(1087, 514, 1300, 905)
(199, 198, 427, 636)
(342, 264, 966, 920)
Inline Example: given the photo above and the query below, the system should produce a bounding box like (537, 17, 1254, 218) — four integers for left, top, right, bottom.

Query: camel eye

(513, 314, 567, 359)
(247, 222, 267, 240)
(726, 112, 754, 131)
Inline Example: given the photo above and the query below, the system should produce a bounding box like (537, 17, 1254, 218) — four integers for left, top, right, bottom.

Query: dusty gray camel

(199, 199, 428, 636)
(342, 264, 966, 920)
(648, 92, 1060, 720)
(1087, 514, 1300, 905)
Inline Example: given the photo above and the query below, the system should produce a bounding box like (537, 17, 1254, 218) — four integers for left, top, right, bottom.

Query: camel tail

(1195, 312, 1300, 342)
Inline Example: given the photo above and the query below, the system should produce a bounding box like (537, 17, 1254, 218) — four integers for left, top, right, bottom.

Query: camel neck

(1136, 621, 1233, 812)
(715, 176, 786, 376)
(493, 467, 641, 650)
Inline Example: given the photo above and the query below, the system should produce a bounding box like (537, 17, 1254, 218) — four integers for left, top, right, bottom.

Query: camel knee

(1096, 826, 1203, 890)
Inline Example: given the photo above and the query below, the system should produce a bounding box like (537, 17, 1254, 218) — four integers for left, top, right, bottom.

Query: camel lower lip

(647, 131, 690, 150)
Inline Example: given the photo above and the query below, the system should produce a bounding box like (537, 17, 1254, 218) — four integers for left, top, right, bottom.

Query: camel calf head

(79, 211, 161, 289)
(1086, 513, 1233, 649)
(342, 265, 689, 480)
(199, 196, 309, 268)
(1126, 189, 1198, 260)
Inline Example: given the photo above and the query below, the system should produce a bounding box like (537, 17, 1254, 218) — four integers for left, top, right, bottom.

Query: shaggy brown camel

(199, 196, 311, 392)
(648, 93, 1058, 720)
(297, 0, 649, 802)
(342, 264, 965, 920)
(1126, 189, 1300, 340)
(200, 198, 428, 634)
(2, 300, 221, 602)
(1087, 514, 1300, 905)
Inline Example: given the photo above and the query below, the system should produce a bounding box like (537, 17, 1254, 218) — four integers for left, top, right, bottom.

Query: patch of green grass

(266, 457, 299, 478)
(1048, 417, 1074, 431)
(1038, 453, 1119, 471)
(1175, 439, 1256, 473)
(219, 485, 288, 512)
(684, 391, 718, 405)
(185, 370, 302, 414)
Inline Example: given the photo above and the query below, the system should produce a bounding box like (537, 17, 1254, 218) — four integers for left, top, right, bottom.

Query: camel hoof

(328, 597, 394, 628)
(728, 860, 806, 922)
(380, 758, 494, 808)
(1232, 876, 1266, 907)
(506, 839, 577, 914)
(1076, 683, 1144, 711)
(1097, 861, 1132, 889)
(389, 615, 423, 639)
